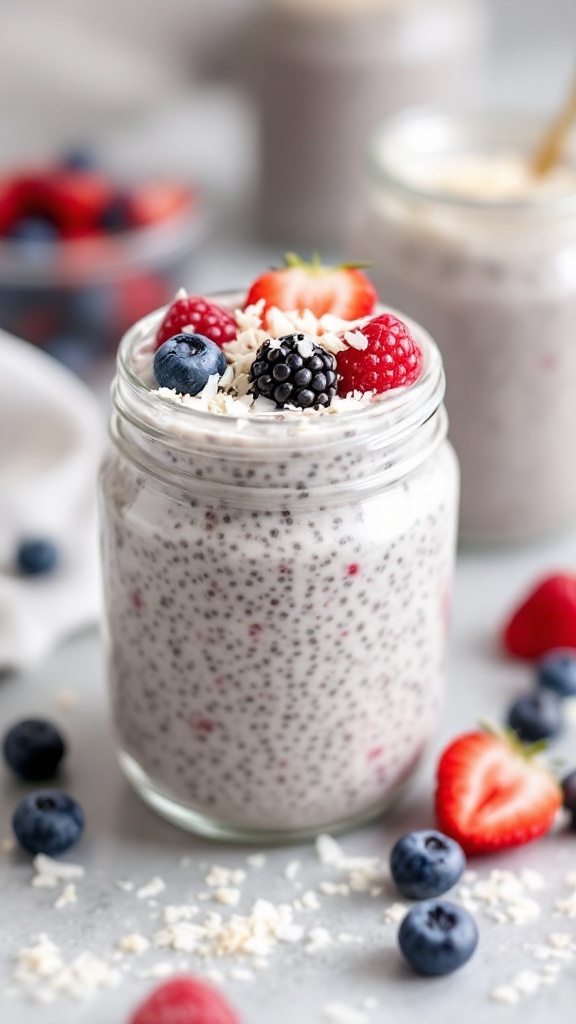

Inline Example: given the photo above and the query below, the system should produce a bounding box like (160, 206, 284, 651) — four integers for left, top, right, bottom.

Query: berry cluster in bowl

(140, 254, 423, 413)
(0, 150, 201, 374)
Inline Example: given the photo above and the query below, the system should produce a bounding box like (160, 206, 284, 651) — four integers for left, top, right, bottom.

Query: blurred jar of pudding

(359, 109, 576, 543)
(248, 0, 487, 247)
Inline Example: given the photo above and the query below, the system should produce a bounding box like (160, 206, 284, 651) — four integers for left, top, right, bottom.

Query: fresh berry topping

(336, 313, 423, 396)
(12, 790, 84, 856)
(249, 333, 337, 409)
(398, 900, 478, 976)
(390, 830, 466, 901)
(154, 333, 227, 395)
(244, 252, 378, 320)
(16, 538, 59, 576)
(561, 770, 576, 828)
(3, 719, 66, 780)
(435, 729, 562, 855)
(129, 975, 241, 1024)
(503, 574, 576, 660)
(537, 649, 576, 697)
(156, 295, 237, 350)
(507, 690, 563, 743)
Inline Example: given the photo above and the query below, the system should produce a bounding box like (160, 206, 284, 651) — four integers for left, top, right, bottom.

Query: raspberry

(156, 296, 236, 350)
(249, 333, 337, 409)
(336, 313, 423, 396)
(503, 574, 576, 660)
(129, 976, 240, 1024)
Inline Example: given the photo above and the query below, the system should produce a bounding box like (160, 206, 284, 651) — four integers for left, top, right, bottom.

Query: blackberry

(249, 334, 337, 409)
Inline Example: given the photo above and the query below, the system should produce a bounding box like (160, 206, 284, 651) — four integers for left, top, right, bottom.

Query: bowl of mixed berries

(0, 150, 203, 374)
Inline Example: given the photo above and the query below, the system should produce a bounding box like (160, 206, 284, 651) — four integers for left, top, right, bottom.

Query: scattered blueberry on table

(537, 649, 576, 698)
(3, 718, 66, 780)
(398, 900, 479, 976)
(390, 830, 466, 901)
(16, 538, 59, 577)
(12, 790, 84, 856)
(507, 690, 563, 743)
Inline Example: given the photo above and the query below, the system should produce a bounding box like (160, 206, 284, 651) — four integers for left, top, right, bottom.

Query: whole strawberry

(245, 252, 377, 320)
(503, 574, 576, 659)
(129, 976, 241, 1024)
(156, 294, 237, 350)
(435, 728, 562, 856)
(336, 312, 423, 396)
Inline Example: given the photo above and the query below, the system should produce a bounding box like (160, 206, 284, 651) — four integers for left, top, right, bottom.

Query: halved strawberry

(435, 729, 562, 856)
(130, 976, 240, 1024)
(155, 294, 237, 350)
(502, 574, 576, 660)
(245, 252, 378, 320)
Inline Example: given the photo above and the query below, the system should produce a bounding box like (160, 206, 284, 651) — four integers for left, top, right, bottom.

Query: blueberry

(60, 147, 98, 171)
(8, 215, 60, 246)
(561, 770, 576, 828)
(154, 333, 227, 396)
(99, 192, 133, 232)
(507, 690, 563, 743)
(3, 719, 66, 780)
(12, 790, 84, 856)
(398, 900, 478, 976)
(16, 539, 59, 576)
(538, 649, 576, 698)
(390, 830, 466, 900)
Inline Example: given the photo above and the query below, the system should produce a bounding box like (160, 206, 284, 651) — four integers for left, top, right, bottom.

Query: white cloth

(0, 331, 105, 671)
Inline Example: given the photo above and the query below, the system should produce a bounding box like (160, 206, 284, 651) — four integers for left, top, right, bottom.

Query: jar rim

(368, 107, 576, 217)
(113, 292, 446, 453)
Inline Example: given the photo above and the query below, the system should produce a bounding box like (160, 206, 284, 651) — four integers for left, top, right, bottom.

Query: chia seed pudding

(248, 0, 486, 246)
(360, 111, 576, 542)
(99, 288, 459, 841)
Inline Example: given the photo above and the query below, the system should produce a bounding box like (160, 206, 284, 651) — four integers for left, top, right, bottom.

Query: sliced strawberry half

(435, 729, 562, 856)
(130, 976, 241, 1024)
(502, 573, 576, 660)
(155, 294, 237, 350)
(245, 252, 378, 320)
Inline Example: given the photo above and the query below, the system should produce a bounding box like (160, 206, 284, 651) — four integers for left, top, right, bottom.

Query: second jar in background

(360, 110, 576, 543)
(248, 0, 487, 248)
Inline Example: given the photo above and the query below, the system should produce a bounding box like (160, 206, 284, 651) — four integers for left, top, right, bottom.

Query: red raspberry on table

(129, 976, 241, 1024)
(336, 312, 423, 396)
(156, 295, 237, 350)
(503, 573, 576, 659)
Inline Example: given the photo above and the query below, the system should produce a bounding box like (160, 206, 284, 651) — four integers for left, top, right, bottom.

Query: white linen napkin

(0, 330, 105, 671)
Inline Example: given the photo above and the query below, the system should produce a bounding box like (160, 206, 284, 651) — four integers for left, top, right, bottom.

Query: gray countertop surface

(4, 30, 576, 1021)
(2, 532, 576, 1024)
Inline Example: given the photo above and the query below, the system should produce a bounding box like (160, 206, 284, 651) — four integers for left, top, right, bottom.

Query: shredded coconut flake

(33, 855, 85, 881)
(118, 934, 150, 955)
(54, 884, 77, 910)
(322, 1002, 368, 1024)
(136, 877, 166, 900)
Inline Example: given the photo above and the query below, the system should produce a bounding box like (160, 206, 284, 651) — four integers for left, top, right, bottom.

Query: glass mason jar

(360, 110, 576, 543)
(248, 0, 487, 247)
(99, 299, 459, 843)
